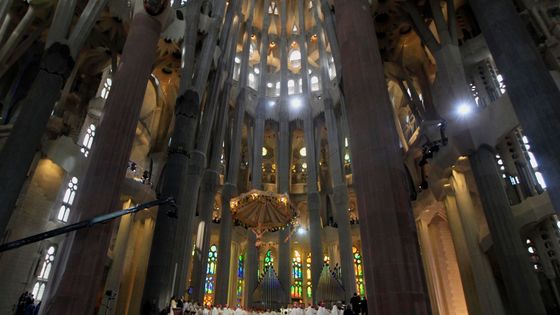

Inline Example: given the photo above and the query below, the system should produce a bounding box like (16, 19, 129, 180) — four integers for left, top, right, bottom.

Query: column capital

(41, 42, 74, 80)
(222, 182, 238, 199)
(442, 180, 456, 197)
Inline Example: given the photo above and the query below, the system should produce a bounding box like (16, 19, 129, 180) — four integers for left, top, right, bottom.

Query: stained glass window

(58, 177, 78, 222)
(32, 246, 56, 300)
(237, 254, 244, 304)
(264, 249, 274, 271)
(291, 251, 303, 299)
(306, 254, 312, 298)
(353, 246, 365, 295)
(100, 78, 112, 99)
(80, 124, 96, 157)
(204, 244, 218, 306)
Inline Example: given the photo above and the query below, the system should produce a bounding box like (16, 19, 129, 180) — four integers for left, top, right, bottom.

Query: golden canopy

(230, 189, 296, 235)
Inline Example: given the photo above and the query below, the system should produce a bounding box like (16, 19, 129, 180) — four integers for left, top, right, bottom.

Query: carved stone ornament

(143, 0, 167, 16)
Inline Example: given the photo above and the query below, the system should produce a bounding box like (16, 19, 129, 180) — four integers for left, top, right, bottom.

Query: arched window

(80, 124, 96, 157)
(289, 49, 302, 70)
(248, 73, 257, 90)
(275, 82, 281, 97)
(32, 246, 57, 300)
(353, 246, 365, 295)
(268, 1, 279, 15)
(58, 177, 78, 222)
(292, 251, 303, 299)
(292, 23, 299, 34)
(264, 249, 274, 271)
(311, 76, 320, 92)
(100, 78, 112, 99)
(519, 133, 547, 190)
(204, 244, 218, 306)
(237, 254, 244, 304)
(328, 64, 336, 80)
(306, 254, 312, 298)
(288, 80, 295, 95)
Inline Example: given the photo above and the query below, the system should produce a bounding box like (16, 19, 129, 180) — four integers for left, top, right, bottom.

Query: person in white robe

(305, 304, 316, 315)
(317, 305, 329, 315)
(331, 305, 339, 315)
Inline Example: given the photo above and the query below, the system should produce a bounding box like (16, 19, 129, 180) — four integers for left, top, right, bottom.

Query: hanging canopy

(230, 189, 296, 235)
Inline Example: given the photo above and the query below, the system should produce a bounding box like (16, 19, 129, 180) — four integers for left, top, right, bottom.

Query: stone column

(0, 0, 12, 28)
(215, 86, 250, 304)
(416, 216, 445, 315)
(42, 11, 163, 314)
(334, 0, 431, 313)
(323, 96, 356, 301)
(313, 3, 356, 298)
(218, 0, 256, 305)
(318, 0, 341, 78)
(450, 169, 506, 315)
(102, 202, 134, 315)
(277, 106, 291, 304)
(303, 110, 323, 304)
(276, 0, 291, 304)
(192, 5, 242, 298)
(192, 73, 237, 304)
(252, 103, 266, 189)
(442, 187, 482, 315)
(470, 145, 547, 314)
(171, 0, 231, 297)
(244, 230, 258, 307)
(0, 0, 106, 236)
(470, 0, 560, 214)
(0, 3, 35, 65)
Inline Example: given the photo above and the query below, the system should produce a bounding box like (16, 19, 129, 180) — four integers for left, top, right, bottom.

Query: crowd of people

(14, 292, 40, 315)
(166, 293, 367, 315)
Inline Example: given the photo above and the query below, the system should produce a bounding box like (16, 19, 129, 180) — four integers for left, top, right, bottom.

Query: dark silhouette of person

(343, 305, 353, 315)
(360, 298, 367, 315)
(350, 293, 361, 315)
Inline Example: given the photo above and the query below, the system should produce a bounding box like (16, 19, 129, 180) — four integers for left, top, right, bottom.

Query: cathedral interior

(2, 0, 560, 314)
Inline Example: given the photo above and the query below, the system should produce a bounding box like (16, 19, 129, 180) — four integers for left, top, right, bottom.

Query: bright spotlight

(254, 67, 260, 74)
(297, 227, 307, 235)
(291, 97, 303, 110)
(457, 103, 472, 117)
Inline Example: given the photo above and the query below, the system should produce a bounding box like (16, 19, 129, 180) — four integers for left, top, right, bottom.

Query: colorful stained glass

(306, 254, 312, 298)
(292, 251, 303, 299)
(204, 244, 218, 306)
(264, 249, 274, 271)
(237, 254, 244, 304)
(352, 246, 365, 295)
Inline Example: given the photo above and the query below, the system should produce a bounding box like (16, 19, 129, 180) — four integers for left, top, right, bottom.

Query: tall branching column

(215, 0, 256, 304)
(313, 0, 356, 301)
(42, 9, 163, 314)
(334, 0, 431, 313)
(191, 2, 242, 303)
(470, 146, 547, 314)
(277, 0, 291, 305)
(0, 0, 107, 237)
(446, 170, 506, 315)
(297, 0, 323, 304)
(470, 0, 560, 218)
(403, 0, 474, 154)
(171, 0, 230, 298)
